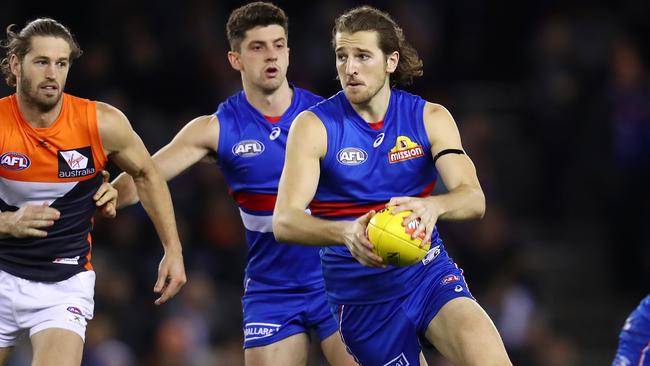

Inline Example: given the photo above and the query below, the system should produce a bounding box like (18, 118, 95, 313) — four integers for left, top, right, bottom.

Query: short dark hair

(333, 6, 423, 86)
(226, 2, 288, 52)
(0, 18, 82, 87)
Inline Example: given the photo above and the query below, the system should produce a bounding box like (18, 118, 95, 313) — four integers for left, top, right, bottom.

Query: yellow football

(366, 207, 431, 267)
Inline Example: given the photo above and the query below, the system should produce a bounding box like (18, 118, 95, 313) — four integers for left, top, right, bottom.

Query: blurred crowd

(2, 0, 649, 365)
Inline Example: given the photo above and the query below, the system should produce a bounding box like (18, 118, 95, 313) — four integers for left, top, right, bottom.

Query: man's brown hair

(0, 18, 82, 87)
(226, 2, 288, 52)
(333, 6, 423, 86)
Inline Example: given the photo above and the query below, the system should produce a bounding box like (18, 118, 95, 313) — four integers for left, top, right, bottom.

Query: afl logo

(232, 140, 265, 157)
(337, 147, 367, 166)
(0, 152, 31, 171)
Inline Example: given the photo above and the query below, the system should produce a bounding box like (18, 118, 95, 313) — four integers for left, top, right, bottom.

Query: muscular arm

(424, 103, 485, 220)
(273, 112, 383, 267)
(97, 102, 186, 304)
(112, 115, 219, 208)
(389, 103, 485, 241)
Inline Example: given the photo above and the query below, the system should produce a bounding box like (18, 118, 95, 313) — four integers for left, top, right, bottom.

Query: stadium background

(2, 0, 649, 364)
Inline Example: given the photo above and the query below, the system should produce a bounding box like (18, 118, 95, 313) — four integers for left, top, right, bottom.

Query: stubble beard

(344, 82, 382, 106)
(257, 74, 284, 95)
(19, 75, 62, 113)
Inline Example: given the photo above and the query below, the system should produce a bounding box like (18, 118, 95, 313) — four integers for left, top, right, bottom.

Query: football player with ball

(274, 5, 512, 366)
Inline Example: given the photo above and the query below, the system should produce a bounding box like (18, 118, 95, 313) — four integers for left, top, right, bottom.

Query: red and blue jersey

(215, 86, 325, 287)
(309, 89, 443, 304)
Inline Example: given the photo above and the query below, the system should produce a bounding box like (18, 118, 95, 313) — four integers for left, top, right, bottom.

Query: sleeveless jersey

(309, 89, 441, 304)
(0, 93, 107, 282)
(216, 86, 325, 287)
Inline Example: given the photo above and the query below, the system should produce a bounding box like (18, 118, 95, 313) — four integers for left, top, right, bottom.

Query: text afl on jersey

(57, 147, 96, 178)
(337, 147, 367, 166)
(0, 152, 31, 171)
(232, 140, 265, 157)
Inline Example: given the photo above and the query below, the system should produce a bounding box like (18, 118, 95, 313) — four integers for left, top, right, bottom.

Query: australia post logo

(58, 147, 95, 178)
(337, 147, 367, 166)
(232, 140, 265, 157)
(388, 136, 425, 164)
(0, 152, 30, 171)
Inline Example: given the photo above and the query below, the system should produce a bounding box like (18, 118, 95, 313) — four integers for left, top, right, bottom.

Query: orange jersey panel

(0, 93, 107, 182)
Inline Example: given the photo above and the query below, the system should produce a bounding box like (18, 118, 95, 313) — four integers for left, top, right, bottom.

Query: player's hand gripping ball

(366, 207, 432, 267)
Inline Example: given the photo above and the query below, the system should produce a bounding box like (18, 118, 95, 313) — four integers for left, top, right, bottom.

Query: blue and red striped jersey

(215, 86, 325, 287)
(309, 89, 442, 304)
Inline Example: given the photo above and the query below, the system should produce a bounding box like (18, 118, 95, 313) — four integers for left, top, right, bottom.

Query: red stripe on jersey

(264, 115, 281, 123)
(310, 179, 437, 218)
(309, 200, 386, 218)
(368, 120, 384, 130)
(420, 179, 437, 196)
(232, 191, 277, 211)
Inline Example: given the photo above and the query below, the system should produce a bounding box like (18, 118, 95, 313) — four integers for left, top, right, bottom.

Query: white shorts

(0, 269, 95, 347)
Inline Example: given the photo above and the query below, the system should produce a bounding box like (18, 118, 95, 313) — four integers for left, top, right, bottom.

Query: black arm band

(433, 149, 465, 164)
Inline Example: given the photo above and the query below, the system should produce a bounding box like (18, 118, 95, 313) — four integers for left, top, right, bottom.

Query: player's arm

(97, 102, 186, 305)
(112, 114, 219, 209)
(273, 111, 384, 267)
(388, 103, 485, 241)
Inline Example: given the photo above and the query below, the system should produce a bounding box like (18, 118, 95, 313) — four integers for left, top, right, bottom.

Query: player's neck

(349, 81, 391, 123)
(15, 90, 63, 128)
(243, 80, 293, 117)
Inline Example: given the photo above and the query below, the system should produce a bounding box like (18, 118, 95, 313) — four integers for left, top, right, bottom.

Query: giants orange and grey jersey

(0, 93, 107, 282)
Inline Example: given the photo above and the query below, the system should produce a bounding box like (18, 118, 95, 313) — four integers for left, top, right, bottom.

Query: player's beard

(344, 81, 383, 105)
(19, 74, 62, 113)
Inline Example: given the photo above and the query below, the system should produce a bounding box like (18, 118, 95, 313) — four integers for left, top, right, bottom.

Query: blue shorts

(332, 257, 473, 365)
(242, 277, 339, 349)
(613, 296, 650, 366)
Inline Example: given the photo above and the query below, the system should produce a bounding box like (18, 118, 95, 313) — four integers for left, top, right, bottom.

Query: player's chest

(0, 129, 98, 182)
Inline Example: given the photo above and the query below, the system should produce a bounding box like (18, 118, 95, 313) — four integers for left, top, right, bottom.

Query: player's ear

(386, 51, 399, 74)
(9, 54, 21, 78)
(227, 51, 242, 71)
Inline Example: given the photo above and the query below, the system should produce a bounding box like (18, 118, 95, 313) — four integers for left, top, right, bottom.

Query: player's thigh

(31, 328, 84, 366)
(0, 347, 12, 366)
(425, 297, 511, 366)
(337, 302, 423, 366)
(320, 331, 357, 366)
(245, 332, 309, 366)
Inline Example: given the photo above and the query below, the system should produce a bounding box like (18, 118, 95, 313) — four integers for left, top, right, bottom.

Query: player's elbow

(272, 208, 294, 243)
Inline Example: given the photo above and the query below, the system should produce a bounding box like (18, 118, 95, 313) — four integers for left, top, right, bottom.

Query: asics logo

(373, 133, 385, 148)
(269, 127, 281, 141)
